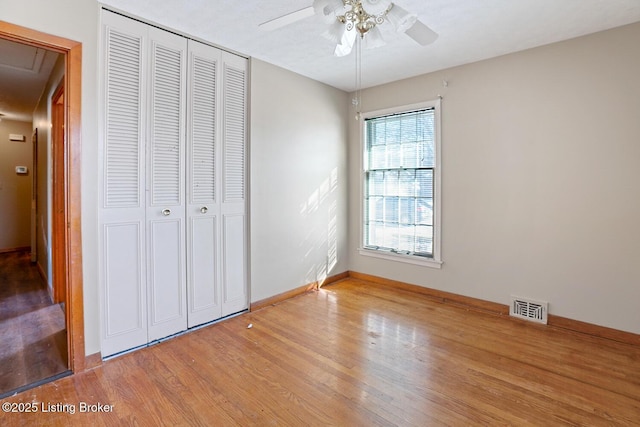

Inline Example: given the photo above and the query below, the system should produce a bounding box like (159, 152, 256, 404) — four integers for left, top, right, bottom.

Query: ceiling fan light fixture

(322, 20, 347, 43)
(308, 0, 438, 56)
(386, 4, 417, 33)
(363, 25, 385, 49)
(313, 0, 345, 24)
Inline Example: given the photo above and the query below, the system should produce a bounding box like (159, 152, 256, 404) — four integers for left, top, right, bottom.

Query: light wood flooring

(0, 251, 68, 397)
(1, 278, 639, 426)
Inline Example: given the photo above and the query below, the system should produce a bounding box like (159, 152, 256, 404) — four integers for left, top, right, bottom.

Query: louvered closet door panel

(146, 27, 188, 342)
(186, 41, 223, 327)
(100, 11, 148, 357)
(221, 52, 248, 316)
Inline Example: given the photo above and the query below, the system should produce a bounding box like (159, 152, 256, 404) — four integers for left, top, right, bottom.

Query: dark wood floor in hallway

(1, 277, 639, 425)
(0, 251, 68, 397)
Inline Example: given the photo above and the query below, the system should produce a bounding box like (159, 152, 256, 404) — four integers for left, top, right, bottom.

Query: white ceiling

(101, 0, 640, 92)
(2, 1, 640, 121)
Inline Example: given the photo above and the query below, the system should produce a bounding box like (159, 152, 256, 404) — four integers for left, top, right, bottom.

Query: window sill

(358, 248, 443, 269)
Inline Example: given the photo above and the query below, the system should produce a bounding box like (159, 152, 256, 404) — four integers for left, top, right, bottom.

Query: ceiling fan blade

(258, 6, 315, 31)
(405, 19, 438, 46)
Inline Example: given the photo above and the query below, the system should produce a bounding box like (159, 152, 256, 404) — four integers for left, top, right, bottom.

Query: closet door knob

(200, 206, 208, 214)
(162, 209, 171, 216)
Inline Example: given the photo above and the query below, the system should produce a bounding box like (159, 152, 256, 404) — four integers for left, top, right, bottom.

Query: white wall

(250, 59, 349, 302)
(348, 22, 640, 334)
(0, 0, 101, 354)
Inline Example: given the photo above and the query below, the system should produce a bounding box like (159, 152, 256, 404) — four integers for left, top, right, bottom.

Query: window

(360, 100, 441, 267)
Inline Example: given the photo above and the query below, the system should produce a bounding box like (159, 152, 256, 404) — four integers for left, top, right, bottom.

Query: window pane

(418, 113, 435, 168)
(387, 143, 401, 169)
(417, 197, 433, 226)
(401, 141, 418, 168)
(368, 196, 384, 222)
(399, 197, 415, 225)
(371, 120, 386, 145)
(384, 171, 398, 196)
(400, 115, 415, 141)
(368, 171, 385, 196)
(398, 170, 415, 197)
(416, 170, 433, 198)
(398, 225, 415, 252)
(386, 118, 400, 145)
(415, 225, 433, 254)
(383, 197, 398, 224)
(370, 144, 386, 169)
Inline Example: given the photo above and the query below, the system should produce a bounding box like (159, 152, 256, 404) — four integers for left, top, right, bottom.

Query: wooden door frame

(0, 21, 85, 372)
(31, 128, 38, 263)
(52, 82, 67, 305)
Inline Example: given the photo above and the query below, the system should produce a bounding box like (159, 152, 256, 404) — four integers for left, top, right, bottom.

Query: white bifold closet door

(146, 26, 188, 342)
(100, 10, 248, 357)
(100, 11, 187, 356)
(219, 52, 249, 318)
(186, 41, 248, 327)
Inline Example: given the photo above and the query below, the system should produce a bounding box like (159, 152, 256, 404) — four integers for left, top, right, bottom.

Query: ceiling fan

(259, 0, 438, 57)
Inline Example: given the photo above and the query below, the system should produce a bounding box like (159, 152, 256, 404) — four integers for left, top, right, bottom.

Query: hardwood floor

(1, 278, 639, 426)
(0, 251, 68, 397)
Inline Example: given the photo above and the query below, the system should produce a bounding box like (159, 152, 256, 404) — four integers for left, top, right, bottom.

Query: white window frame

(358, 99, 442, 268)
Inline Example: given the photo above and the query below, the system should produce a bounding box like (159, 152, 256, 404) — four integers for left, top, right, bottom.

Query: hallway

(0, 250, 67, 397)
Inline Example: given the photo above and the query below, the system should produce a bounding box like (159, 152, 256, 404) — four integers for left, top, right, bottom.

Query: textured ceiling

(101, 0, 640, 91)
(2, 1, 640, 121)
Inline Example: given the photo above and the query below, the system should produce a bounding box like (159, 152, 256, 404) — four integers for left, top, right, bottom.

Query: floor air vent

(510, 296, 548, 324)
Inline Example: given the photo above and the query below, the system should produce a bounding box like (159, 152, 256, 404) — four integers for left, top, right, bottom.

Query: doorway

(0, 20, 85, 397)
(0, 37, 68, 398)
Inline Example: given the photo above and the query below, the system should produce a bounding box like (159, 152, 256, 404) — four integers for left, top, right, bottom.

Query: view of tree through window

(364, 108, 435, 257)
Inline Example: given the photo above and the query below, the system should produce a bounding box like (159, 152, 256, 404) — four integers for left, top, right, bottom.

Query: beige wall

(3, 0, 638, 358)
(0, 119, 33, 250)
(348, 22, 640, 334)
(250, 59, 350, 302)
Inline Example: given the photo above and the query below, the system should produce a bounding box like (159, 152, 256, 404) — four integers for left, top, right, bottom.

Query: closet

(99, 10, 248, 357)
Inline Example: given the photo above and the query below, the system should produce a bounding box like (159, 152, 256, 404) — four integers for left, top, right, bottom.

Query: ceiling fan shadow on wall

(259, 0, 438, 57)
